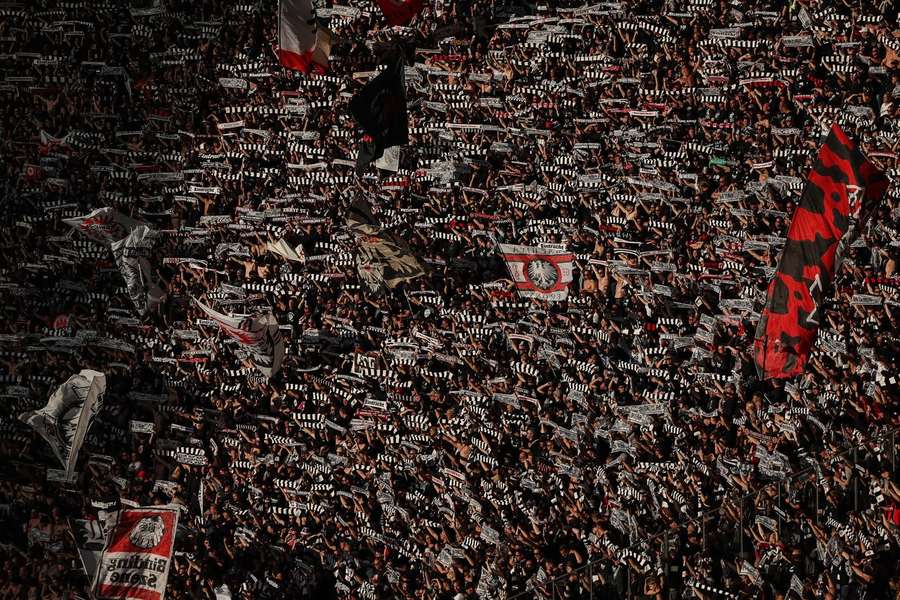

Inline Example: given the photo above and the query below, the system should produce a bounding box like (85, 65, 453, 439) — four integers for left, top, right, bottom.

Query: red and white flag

(277, 0, 332, 74)
(63, 207, 144, 245)
(499, 244, 574, 301)
(194, 299, 285, 377)
(93, 506, 179, 600)
(24, 164, 43, 181)
(376, 0, 424, 26)
(40, 130, 68, 155)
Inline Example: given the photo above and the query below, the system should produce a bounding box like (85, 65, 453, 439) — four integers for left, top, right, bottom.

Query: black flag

(350, 56, 408, 175)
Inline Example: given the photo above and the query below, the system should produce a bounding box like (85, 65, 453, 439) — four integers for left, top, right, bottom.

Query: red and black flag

(754, 124, 889, 379)
(376, 0, 424, 26)
(350, 56, 408, 175)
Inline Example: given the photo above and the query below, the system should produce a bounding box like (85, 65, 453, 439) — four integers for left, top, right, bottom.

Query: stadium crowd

(1, 0, 899, 599)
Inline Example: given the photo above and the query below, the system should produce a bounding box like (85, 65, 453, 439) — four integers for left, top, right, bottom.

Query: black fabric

(350, 56, 409, 174)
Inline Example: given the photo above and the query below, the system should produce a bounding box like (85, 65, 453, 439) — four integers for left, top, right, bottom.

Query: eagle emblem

(129, 516, 165, 549)
(526, 259, 559, 290)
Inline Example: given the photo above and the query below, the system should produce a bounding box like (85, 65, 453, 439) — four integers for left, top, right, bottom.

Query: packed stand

(1, 0, 899, 599)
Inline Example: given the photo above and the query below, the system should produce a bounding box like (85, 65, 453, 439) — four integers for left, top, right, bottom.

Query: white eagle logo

(129, 516, 165, 549)
(527, 259, 559, 290)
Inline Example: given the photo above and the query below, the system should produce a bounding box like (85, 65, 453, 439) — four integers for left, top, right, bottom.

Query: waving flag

(195, 299, 285, 377)
(20, 370, 106, 479)
(754, 124, 889, 379)
(40, 130, 69, 155)
(500, 244, 574, 301)
(267, 235, 306, 263)
(93, 506, 179, 600)
(348, 197, 426, 291)
(376, 0, 424, 26)
(277, 0, 332, 74)
(64, 207, 144, 245)
(350, 56, 408, 174)
(111, 225, 166, 316)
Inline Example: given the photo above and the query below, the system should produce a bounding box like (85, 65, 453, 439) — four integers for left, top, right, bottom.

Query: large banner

(20, 370, 106, 479)
(195, 299, 285, 377)
(500, 244, 574, 301)
(754, 124, 889, 379)
(111, 225, 166, 315)
(94, 506, 179, 600)
(63, 207, 144, 245)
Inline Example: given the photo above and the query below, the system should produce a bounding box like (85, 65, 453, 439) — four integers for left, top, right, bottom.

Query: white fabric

(20, 370, 106, 479)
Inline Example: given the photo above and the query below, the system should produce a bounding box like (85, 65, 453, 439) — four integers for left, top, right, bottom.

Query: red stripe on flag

(512, 280, 570, 294)
(501, 253, 574, 264)
(278, 48, 326, 74)
(97, 584, 162, 600)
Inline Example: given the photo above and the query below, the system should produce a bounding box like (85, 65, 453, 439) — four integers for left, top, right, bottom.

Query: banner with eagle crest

(94, 506, 179, 600)
(499, 244, 574, 301)
(347, 196, 426, 292)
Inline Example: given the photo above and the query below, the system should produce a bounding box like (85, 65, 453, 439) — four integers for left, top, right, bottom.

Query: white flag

(63, 207, 144, 245)
(94, 506, 179, 600)
(277, 0, 332, 74)
(214, 585, 233, 600)
(266, 237, 306, 263)
(195, 299, 285, 377)
(20, 370, 106, 479)
(111, 225, 166, 315)
(40, 130, 70, 152)
(375, 145, 401, 172)
(499, 244, 574, 301)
